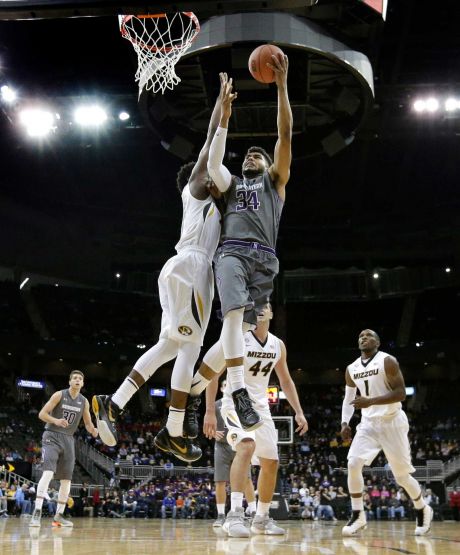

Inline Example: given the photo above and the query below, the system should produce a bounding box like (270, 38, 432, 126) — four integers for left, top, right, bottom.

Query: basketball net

(119, 12, 200, 96)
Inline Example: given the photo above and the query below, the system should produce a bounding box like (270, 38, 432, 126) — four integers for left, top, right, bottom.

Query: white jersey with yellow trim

(222, 330, 282, 418)
(348, 350, 402, 418)
(175, 185, 221, 260)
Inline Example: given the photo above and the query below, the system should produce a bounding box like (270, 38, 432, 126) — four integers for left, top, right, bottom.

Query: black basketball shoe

(154, 427, 202, 463)
(92, 395, 120, 447)
(184, 395, 201, 439)
(232, 388, 262, 431)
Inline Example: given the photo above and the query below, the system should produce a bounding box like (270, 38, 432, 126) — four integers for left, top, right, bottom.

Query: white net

(119, 12, 200, 96)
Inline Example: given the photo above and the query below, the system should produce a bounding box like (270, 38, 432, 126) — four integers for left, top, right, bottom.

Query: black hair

(246, 146, 273, 167)
(176, 161, 196, 193)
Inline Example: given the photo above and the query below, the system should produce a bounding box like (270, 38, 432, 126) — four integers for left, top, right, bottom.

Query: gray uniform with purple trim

(42, 389, 86, 480)
(214, 171, 283, 324)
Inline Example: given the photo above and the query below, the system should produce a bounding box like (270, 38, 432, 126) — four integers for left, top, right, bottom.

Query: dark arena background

(0, 1, 459, 553)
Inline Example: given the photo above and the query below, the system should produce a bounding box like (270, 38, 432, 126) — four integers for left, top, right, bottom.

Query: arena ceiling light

(19, 108, 55, 137)
(413, 97, 460, 113)
(1, 85, 16, 103)
(119, 111, 130, 121)
(74, 105, 108, 126)
(445, 98, 460, 112)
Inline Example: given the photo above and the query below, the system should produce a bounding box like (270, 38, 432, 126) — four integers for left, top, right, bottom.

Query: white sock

(256, 501, 271, 516)
(217, 503, 225, 515)
(56, 503, 66, 515)
(111, 377, 139, 410)
(230, 492, 244, 512)
(247, 501, 257, 514)
(166, 407, 185, 437)
(227, 365, 245, 392)
(34, 497, 44, 511)
(189, 373, 211, 396)
(351, 497, 364, 512)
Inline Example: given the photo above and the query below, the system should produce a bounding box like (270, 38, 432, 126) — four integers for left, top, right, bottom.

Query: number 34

(236, 190, 260, 211)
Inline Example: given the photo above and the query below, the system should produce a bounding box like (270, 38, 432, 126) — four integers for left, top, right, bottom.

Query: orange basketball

(248, 44, 284, 84)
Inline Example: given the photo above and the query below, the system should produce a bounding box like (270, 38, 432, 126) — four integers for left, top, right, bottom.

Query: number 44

(249, 361, 273, 377)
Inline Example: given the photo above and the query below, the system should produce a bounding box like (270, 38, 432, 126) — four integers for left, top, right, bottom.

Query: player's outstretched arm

(83, 399, 98, 438)
(189, 72, 227, 199)
(268, 54, 292, 195)
(274, 340, 308, 435)
(207, 77, 237, 192)
(38, 391, 67, 428)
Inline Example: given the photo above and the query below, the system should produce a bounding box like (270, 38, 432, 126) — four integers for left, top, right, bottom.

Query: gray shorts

(214, 441, 252, 482)
(42, 430, 75, 481)
(214, 245, 279, 325)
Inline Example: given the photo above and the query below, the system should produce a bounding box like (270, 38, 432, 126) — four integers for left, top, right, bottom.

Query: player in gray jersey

(187, 54, 293, 433)
(30, 370, 98, 528)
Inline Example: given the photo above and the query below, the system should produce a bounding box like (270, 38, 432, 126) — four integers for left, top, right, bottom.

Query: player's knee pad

(203, 341, 225, 374)
(37, 470, 54, 497)
(394, 473, 421, 499)
(221, 308, 245, 359)
(170, 342, 201, 392)
(58, 480, 71, 501)
(134, 338, 178, 381)
(347, 457, 365, 494)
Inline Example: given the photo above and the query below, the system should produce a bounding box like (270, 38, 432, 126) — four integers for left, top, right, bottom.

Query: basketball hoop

(119, 12, 200, 96)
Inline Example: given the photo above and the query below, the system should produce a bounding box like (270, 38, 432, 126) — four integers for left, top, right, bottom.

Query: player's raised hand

(55, 418, 69, 428)
(220, 77, 237, 125)
(203, 412, 217, 440)
(267, 53, 289, 88)
(295, 413, 308, 435)
(218, 72, 228, 100)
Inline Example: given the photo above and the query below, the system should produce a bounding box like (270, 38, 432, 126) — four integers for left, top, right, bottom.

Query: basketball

(248, 44, 284, 84)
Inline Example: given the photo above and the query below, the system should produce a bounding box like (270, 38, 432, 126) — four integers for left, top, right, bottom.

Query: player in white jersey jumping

(341, 329, 433, 537)
(202, 303, 308, 537)
(93, 74, 228, 462)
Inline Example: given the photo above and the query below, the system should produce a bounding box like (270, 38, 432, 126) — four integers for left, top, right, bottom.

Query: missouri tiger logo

(178, 325, 193, 336)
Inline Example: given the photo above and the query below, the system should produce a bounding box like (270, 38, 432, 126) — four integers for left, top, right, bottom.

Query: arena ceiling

(0, 1, 459, 287)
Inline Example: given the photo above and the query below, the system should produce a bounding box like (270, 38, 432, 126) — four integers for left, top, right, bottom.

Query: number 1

(364, 380, 370, 396)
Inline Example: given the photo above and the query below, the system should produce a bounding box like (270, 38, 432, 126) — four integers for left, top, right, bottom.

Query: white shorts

(348, 410, 415, 476)
(222, 407, 279, 461)
(158, 248, 214, 346)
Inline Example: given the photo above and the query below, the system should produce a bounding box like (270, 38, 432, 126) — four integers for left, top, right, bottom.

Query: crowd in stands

(0, 477, 220, 520)
(286, 479, 444, 522)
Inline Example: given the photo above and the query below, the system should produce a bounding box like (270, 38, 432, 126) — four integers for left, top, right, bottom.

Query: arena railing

(75, 439, 113, 485)
(335, 460, 446, 482)
(115, 461, 213, 481)
(0, 468, 104, 498)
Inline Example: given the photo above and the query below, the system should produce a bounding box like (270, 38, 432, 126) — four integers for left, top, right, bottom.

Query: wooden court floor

(1, 518, 459, 555)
